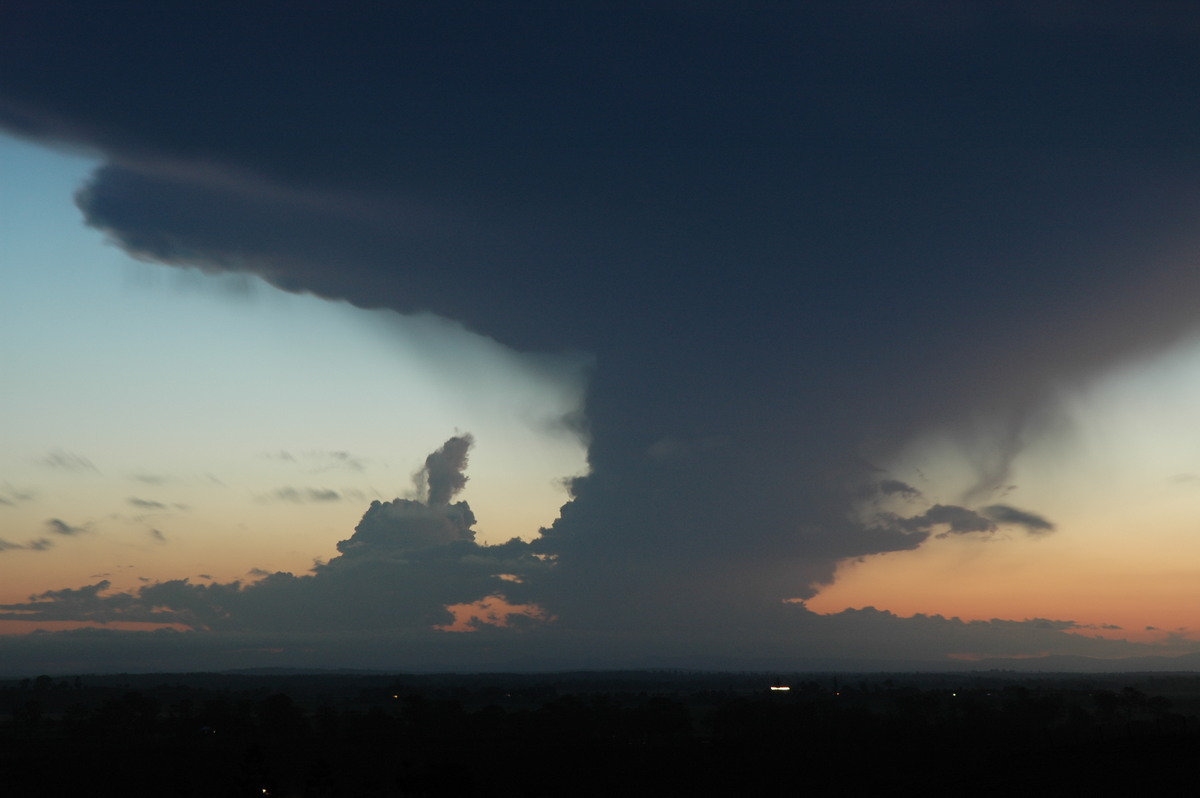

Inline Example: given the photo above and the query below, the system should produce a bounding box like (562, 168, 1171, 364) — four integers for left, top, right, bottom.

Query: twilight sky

(4, 1, 1200, 673)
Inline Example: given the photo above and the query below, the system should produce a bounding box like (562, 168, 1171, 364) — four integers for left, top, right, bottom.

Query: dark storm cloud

(4, 3, 1200, 661)
(878, 480, 922, 499)
(0, 437, 1190, 671)
(0, 598, 1187, 675)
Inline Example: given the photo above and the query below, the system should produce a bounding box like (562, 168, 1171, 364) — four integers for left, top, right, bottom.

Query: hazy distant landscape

(5, 669, 1200, 795)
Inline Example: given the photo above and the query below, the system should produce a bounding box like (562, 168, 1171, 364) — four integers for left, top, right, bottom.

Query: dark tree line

(2, 672, 1198, 795)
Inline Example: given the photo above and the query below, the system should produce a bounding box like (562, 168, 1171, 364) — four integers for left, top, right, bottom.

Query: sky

(4, 1, 1200, 674)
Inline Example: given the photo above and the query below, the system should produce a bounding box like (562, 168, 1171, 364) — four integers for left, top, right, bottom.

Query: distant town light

(769, 685, 790, 691)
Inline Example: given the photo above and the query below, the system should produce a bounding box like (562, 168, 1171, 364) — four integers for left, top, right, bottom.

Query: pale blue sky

(0, 133, 588, 597)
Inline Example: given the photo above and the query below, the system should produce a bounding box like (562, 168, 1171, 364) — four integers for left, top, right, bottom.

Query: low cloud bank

(0, 437, 1185, 674)
(0, 437, 549, 637)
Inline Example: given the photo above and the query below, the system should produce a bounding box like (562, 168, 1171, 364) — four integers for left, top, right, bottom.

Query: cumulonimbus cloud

(1, 4, 1198, 666)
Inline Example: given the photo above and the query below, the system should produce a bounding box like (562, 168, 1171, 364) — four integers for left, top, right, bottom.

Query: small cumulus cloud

(422, 435, 472, 506)
(149, 529, 167, 542)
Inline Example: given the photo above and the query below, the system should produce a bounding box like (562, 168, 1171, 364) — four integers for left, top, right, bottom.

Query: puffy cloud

(0, 437, 549, 635)
(341, 499, 474, 553)
(422, 434, 472, 507)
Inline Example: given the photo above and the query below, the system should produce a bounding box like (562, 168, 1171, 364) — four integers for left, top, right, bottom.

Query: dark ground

(3, 670, 1198, 796)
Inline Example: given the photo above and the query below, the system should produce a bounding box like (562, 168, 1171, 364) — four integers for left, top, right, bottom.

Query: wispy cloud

(40, 450, 97, 473)
(982, 504, 1056, 535)
(45, 518, 88, 536)
(269, 487, 343, 504)
(265, 449, 366, 473)
(0, 481, 29, 508)
(0, 537, 54, 553)
(128, 497, 168, 510)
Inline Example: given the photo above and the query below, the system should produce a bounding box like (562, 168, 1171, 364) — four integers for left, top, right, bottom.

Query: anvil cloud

(3, 1, 1200, 671)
